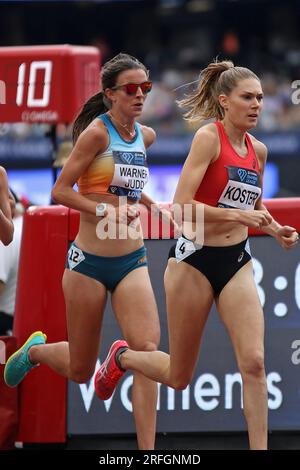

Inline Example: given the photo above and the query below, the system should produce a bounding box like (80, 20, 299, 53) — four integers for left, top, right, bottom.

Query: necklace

(107, 112, 136, 138)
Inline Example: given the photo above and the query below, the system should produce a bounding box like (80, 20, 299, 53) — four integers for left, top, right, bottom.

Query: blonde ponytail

(178, 59, 259, 123)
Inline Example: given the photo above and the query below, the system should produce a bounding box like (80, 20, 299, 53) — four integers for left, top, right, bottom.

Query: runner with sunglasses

(4, 53, 162, 450)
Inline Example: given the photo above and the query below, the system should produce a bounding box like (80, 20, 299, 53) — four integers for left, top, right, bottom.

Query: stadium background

(0, 0, 300, 450)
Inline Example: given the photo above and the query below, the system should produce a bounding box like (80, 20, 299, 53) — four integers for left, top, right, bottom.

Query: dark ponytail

(72, 91, 108, 144)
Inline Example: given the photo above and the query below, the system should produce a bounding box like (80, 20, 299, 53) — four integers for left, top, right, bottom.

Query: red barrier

(12, 198, 300, 444)
(249, 198, 300, 235)
(13, 206, 68, 443)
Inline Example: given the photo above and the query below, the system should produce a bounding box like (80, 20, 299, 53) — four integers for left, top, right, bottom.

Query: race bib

(108, 150, 149, 200)
(68, 246, 85, 270)
(175, 237, 196, 263)
(217, 165, 261, 211)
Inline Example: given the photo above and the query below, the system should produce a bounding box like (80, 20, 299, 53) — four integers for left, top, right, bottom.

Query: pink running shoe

(94, 340, 128, 400)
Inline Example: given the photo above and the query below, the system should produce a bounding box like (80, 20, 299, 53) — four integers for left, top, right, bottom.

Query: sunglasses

(111, 80, 152, 95)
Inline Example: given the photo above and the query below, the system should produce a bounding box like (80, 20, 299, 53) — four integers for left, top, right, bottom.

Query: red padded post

(13, 206, 68, 443)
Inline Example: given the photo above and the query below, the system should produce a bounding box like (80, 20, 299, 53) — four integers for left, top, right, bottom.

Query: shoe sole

(4, 330, 47, 386)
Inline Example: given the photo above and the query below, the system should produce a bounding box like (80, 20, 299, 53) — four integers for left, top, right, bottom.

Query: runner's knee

(169, 375, 191, 391)
(239, 352, 265, 379)
(69, 365, 94, 384)
(129, 339, 159, 352)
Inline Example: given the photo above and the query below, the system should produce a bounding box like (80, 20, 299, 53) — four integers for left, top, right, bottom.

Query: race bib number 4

(175, 237, 196, 263)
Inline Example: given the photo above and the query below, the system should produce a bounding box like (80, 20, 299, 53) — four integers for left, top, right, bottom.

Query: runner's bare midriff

(183, 219, 248, 247)
(75, 193, 144, 257)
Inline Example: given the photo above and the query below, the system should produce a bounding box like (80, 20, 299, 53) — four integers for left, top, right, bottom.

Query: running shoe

(4, 331, 47, 387)
(94, 340, 128, 400)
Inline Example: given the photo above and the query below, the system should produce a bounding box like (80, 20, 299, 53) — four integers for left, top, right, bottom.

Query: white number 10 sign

(16, 61, 52, 107)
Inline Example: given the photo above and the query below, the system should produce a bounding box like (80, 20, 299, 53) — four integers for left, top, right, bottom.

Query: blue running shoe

(4, 331, 47, 387)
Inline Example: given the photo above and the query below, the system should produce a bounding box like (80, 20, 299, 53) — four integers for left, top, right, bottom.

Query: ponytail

(178, 59, 259, 123)
(178, 60, 234, 123)
(72, 91, 109, 144)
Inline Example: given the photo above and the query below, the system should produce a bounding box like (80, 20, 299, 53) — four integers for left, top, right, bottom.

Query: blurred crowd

(1, 1, 300, 137)
(2, 70, 299, 140)
(137, 22, 300, 135)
